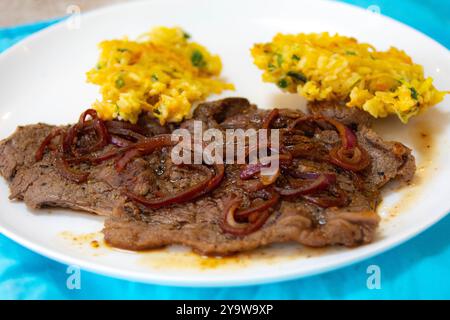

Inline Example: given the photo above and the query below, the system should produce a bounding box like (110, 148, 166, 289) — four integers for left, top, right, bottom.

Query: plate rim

(0, 0, 449, 287)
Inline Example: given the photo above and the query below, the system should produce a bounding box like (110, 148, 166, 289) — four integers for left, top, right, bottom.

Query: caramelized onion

(289, 115, 370, 172)
(35, 109, 157, 184)
(240, 153, 292, 180)
(62, 124, 78, 155)
(79, 109, 99, 124)
(320, 117, 369, 171)
(124, 164, 225, 209)
(115, 134, 175, 172)
(234, 188, 279, 220)
(261, 108, 279, 129)
(329, 146, 370, 171)
(240, 163, 263, 180)
(115, 149, 142, 172)
(35, 129, 63, 161)
(63, 109, 110, 156)
(220, 198, 271, 236)
(275, 172, 336, 197)
(303, 187, 348, 208)
(76, 118, 110, 155)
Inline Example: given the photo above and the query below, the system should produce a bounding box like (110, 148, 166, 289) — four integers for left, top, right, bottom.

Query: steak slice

(103, 99, 415, 255)
(0, 124, 122, 215)
(104, 159, 381, 255)
(0, 98, 416, 256)
(305, 101, 415, 188)
(0, 123, 161, 215)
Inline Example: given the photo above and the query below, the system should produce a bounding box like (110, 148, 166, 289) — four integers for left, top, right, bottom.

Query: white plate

(0, 0, 449, 287)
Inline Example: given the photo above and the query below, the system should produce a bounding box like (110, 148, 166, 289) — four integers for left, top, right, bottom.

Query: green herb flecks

(151, 74, 159, 81)
(345, 50, 357, 56)
(183, 31, 191, 40)
(292, 54, 300, 61)
(410, 87, 418, 100)
(277, 78, 288, 89)
(191, 50, 206, 68)
(115, 76, 125, 89)
(287, 71, 307, 83)
(117, 48, 129, 53)
(268, 63, 276, 72)
(276, 53, 283, 67)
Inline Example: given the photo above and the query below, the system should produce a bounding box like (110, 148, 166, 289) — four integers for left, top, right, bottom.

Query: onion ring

(261, 108, 279, 129)
(115, 134, 175, 172)
(124, 164, 225, 209)
(234, 188, 279, 220)
(303, 187, 348, 208)
(275, 172, 336, 197)
(220, 198, 271, 236)
(35, 129, 63, 161)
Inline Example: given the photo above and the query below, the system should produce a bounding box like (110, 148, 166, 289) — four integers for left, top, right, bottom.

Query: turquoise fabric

(0, 0, 449, 299)
(0, 18, 64, 52)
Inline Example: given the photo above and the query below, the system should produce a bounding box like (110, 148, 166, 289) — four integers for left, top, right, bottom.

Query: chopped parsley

(276, 53, 283, 67)
(345, 50, 357, 56)
(191, 50, 206, 67)
(410, 87, 418, 100)
(153, 108, 161, 115)
(117, 48, 129, 52)
(151, 74, 159, 81)
(183, 31, 191, 39)
(277, 78, 288, 88)
(268, 63, 276, 71)
(115, 76, 125, 89)
(292, 54, 300, 61)
(287, 71, 307, 83)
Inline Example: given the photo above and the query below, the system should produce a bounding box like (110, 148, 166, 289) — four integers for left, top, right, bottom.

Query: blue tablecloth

(0, 0, 449, 299)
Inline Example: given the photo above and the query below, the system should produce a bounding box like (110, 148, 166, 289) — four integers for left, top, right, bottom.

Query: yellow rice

(251, 32, 447, 123)
(87, 27, 233, 124)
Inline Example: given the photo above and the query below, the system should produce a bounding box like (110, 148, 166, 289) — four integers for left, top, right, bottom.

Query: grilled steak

(104, 157, 382, 255)
(0, 98, 416, 255)
(104, 98, 415, 255)
(0, 123, 161, 215)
